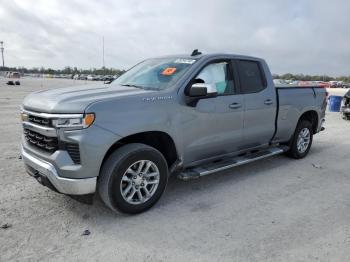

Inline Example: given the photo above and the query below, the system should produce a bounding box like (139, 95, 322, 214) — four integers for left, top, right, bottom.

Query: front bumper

(21, 146, 96, 195)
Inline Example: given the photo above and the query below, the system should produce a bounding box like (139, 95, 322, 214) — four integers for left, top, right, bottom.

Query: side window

(196, 62, 235, 95)
(238, 60, 265, 94)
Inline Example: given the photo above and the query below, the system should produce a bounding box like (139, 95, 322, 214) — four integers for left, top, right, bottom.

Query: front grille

(28, 115, 52, 127)
(65, 143, 81, 164)
(24, 128, 58, 153)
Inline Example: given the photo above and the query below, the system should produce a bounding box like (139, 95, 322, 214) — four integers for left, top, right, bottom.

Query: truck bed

(273, 85, 327, 143)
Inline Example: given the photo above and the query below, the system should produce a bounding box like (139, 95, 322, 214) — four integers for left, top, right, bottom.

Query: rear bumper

(21, 146, 96, 195)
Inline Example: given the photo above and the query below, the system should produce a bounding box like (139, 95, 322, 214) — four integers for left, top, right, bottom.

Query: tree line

(0, 66, 125, 76)
(272, 73, 350, 83)
(1, 66, 350, 82)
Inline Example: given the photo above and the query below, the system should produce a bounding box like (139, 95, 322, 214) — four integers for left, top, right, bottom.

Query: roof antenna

(191, 49, 202, 56)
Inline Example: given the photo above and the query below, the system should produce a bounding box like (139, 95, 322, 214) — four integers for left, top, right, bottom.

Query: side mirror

(189, 83, 217, 98)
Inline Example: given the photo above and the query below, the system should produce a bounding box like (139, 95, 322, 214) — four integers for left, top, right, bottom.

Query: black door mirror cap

(189, 83, 217, 98)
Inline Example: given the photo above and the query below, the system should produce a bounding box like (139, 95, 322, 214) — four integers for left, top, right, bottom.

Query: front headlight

(52, 113, 95, 129)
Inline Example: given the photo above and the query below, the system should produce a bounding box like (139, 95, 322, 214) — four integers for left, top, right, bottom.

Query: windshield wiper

(121, 84, 158, 91)
(121, 84, 143, 89)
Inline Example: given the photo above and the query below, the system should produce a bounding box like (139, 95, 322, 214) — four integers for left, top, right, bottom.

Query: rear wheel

(286, 120, 313, 159)
(98, 143, 168, 214)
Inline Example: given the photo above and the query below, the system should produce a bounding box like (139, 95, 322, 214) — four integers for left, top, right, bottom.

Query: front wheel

(286, 120, 313, 159)
(98, 143, 168, 214)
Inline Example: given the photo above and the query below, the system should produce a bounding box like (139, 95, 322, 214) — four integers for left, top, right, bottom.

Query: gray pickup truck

(21, 52, 327, 214)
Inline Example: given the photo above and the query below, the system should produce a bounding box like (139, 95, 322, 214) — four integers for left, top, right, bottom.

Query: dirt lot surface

(1, 78, 350, 262)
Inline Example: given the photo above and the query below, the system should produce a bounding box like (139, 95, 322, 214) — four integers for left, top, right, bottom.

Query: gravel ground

(1, 78, 350, 262)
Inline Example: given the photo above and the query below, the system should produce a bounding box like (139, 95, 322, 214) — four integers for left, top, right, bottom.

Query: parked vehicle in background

(329, 81, 347, 88)
(273, 79, 286, 85)
(5, 71, 21, 85)
(20, 52, 327, 214)
(5, 71, 21, 79)
(102, 75, 115, 82)
(79, 74, 88, 80)
(337, 81, 344, 87)
(341, 90, 350, 120)
(315, 81, 331, 88)
(87, 75, 102, 81)
(94, 75, 103, 81)
(329, 81, 337, 88)
(298, 81, 314, 87)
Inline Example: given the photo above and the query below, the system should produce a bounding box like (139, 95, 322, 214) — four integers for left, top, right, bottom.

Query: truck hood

(22, 83, 154, 113)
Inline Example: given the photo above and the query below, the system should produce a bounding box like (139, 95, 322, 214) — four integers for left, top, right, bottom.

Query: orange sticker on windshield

(161, 67, 177, 75)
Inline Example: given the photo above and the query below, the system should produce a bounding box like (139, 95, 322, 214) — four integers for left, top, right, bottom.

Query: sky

(0, 0, 349, 75)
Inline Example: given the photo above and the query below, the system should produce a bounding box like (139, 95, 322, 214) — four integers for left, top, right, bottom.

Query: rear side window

(238, 60, 265, 94)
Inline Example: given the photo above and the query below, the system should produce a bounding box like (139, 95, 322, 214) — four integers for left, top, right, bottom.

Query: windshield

(113, 57, 197, 90)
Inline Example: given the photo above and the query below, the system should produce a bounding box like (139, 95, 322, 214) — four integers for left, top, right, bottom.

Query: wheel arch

(299, 110, 319, 134)
(100, 131, 179, 174)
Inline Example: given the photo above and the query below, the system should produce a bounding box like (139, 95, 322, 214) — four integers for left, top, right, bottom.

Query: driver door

(182, 60, 244, 165)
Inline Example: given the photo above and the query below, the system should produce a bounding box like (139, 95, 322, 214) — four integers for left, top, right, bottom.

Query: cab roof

(155, 52, 264, 62)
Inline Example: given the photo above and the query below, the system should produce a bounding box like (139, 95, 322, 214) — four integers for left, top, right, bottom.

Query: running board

(178, 147, 286, 181)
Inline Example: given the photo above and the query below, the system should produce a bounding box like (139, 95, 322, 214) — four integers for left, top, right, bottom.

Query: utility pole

(0, 41, 4, 68)
(102, 36, 106, 79)
(102, 36, 105, 69)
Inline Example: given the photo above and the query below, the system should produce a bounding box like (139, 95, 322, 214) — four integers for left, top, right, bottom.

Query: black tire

(286, 120, 313, 159)
(98, 143, 168, 214)
(342, 113, 350, 120)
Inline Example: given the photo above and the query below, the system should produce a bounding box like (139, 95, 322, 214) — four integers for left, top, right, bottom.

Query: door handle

(229, 102, 241, 109)
(264, 99, 273, 105)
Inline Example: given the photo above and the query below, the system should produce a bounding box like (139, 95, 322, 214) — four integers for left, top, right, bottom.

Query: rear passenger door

(235, 60, 276, 149)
